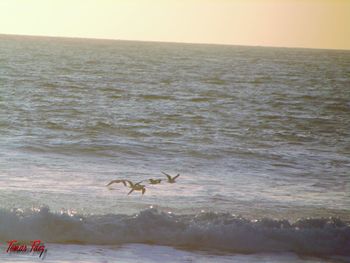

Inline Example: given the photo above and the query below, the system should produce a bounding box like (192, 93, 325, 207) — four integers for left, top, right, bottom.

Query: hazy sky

(0, 0, 349, 50)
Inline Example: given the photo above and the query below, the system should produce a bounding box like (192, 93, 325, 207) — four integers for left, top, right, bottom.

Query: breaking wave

(0, 207, 349, 257)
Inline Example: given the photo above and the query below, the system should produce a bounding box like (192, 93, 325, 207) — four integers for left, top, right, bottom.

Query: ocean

(0, 34, 349, 262)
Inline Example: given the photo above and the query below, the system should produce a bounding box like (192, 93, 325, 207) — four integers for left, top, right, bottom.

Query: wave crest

(0, 207, 349, 257)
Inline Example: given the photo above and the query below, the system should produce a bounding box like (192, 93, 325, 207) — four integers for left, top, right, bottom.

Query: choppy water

(0, 35, 349, 262)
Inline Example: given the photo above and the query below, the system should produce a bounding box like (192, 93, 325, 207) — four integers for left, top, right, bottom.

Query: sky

(0, 0, 349, 50)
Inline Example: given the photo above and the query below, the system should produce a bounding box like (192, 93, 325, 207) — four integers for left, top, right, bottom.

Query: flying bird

(148, 179, 162, 185)
(106, 179, 132, 187)
(127, 181, 146, 195)
(162, 172, 180, 183)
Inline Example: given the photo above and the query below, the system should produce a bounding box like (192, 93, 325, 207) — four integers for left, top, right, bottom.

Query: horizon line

(1, 33, 349, 52)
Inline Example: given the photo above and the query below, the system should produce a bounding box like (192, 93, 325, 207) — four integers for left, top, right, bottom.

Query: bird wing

(162, 172, 172, 180)
(173, 174, 180, 180)
(120, 180, 127, 186)
(106, 180, 122, 186)
(125, 180, 134, 187)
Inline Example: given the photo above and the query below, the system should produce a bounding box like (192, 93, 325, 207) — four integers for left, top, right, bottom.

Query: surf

(0, 207, 349, 258)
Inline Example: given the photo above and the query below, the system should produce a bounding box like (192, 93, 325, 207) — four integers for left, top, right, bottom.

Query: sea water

(0, 35, 349, 262)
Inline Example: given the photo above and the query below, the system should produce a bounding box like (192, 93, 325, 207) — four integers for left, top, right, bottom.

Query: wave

(0, 207, 349, 257)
